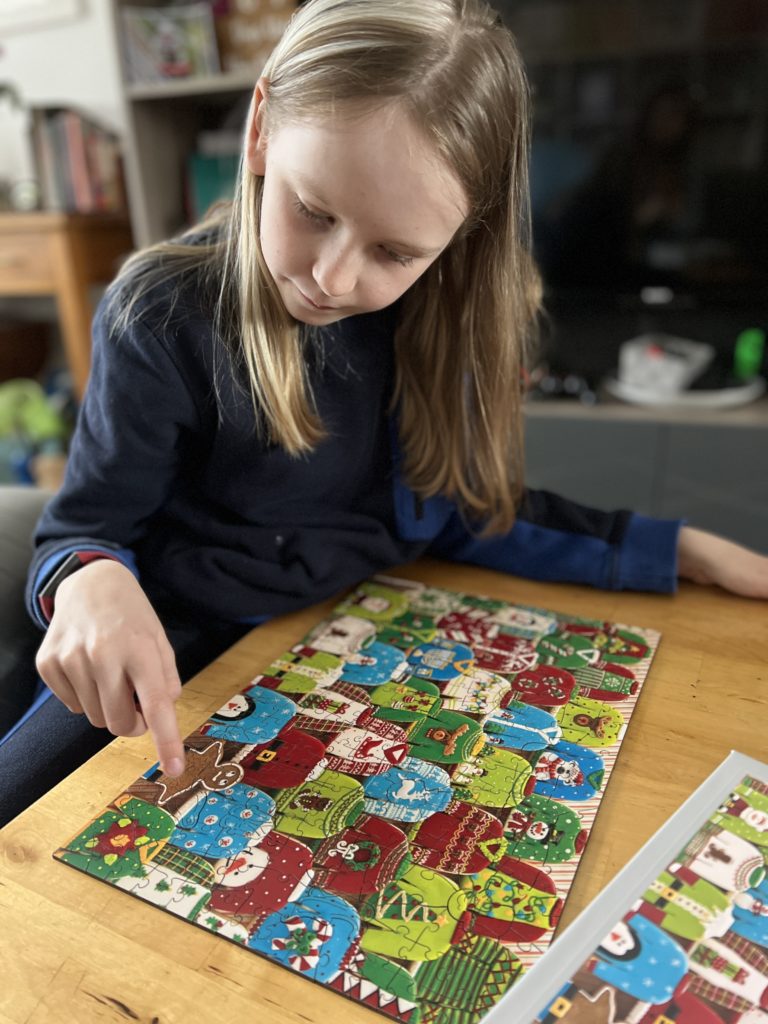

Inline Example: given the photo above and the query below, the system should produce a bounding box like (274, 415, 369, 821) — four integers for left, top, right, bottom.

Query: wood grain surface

(1, 558, 765, 1024)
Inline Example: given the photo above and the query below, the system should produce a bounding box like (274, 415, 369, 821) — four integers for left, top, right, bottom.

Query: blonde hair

(110, 0, 541, 533)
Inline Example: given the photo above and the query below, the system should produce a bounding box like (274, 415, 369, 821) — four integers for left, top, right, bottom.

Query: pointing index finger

(128, 649, 186, 777)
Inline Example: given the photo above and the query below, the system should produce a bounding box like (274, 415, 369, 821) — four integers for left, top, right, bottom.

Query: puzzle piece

(194, 908, 250, 945)
(503, 665, 576, 706)
(555, 694, 625, 747)
(292, 682, 374, 733)
(199, 685, 296, 744)
(460, 855, 562, 943)
(306, 614, 377, 656)
(486, 604, 559, 640)
(138, 741, 244, 814)
(248, 887, 361, 983)
(369, 677, 441, 723)
(535, 632, 602, 670)
(312, 814, 410, 895)
(450, 743, 534, 809)
(339, 640, 410, 687)
(503, 793, 587, 863)
(336, 581, 410, 623)
(170, 783, 275, 858)
(359, 864, 470, 961)
(238, 724, 327, 789)
(324, 721, 410, 775)
(264, 646, 344, 693)
(144, 840, 218, 888)
(570, 662, 639, 700)
(470, 633, 539, 675)
(439, 667, 510, 715)
(208, 829, 314, 921)
(274, 768, 364, 838)
(55, 796, 175, 880)
(405, 707, 485, 764)
(362, 756, 453, 822)
(531, 740, 605, 801)
(407, 639, 475, 683)
(116, 862, 210, 920)
(375, 609, 438, 651)
(407, 799, 505, 873)
(327, 951, 420, 1023)
(413, 933, 523, 1021)
(435, 609, 505, 648)
(481, 700, 562, 751)
(561, 623, 650, 663)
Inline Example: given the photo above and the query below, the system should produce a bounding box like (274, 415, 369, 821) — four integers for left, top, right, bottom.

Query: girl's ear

(246, 77, 270, 176)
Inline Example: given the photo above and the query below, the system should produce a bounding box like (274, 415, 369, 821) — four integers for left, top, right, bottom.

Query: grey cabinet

(524, 401, 768, 553)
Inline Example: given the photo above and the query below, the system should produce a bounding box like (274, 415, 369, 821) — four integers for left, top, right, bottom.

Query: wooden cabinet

(0, 212, 134, 398)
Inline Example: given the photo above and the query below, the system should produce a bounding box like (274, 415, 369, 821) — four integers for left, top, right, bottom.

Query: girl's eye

(294, 198, 330, 224)
(294, 196, 415, 267)
(383, 248, 415, 268)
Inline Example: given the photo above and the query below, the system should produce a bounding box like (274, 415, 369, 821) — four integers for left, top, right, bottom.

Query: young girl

(3, 0, 765, 827)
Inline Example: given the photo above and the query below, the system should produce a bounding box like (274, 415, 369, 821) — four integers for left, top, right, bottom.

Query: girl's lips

(296, 285, 337, 311)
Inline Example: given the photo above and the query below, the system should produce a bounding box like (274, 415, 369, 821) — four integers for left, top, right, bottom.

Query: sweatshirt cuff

(613, 513, 684, 593)
(31, 545, 139, 628)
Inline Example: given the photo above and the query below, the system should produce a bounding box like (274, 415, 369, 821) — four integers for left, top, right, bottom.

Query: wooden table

(0, 212, 134, 400)
(1, 559, 765, 1023)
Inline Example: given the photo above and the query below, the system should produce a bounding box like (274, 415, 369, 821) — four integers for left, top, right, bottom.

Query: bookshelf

(106, 1, 296, 249)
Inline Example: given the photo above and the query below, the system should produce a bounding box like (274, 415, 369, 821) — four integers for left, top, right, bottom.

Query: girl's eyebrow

(292, 173, 441, 257)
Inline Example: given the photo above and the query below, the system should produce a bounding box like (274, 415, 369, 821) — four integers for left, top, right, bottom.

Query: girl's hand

(677, 525, 768, 599)
(35, 559, 185, 776)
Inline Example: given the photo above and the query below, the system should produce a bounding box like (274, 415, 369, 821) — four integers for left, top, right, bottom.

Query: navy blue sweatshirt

(27, 274, 682, 632)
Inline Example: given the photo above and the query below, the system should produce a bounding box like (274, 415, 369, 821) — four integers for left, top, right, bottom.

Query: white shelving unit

(106, 2, 269, 249)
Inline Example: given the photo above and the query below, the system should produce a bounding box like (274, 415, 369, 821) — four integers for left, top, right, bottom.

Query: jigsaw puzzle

(533, 768, 768, 1024)
(54, 574, 660, 1024)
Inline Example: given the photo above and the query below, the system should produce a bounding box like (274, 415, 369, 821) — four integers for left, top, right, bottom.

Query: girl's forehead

(269, 104, 469, 234)
(276, 102, 441, 173)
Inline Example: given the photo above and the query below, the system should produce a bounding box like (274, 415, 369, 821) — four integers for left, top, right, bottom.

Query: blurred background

(0, 0, 766, 548)
(497, 0, 768, 391)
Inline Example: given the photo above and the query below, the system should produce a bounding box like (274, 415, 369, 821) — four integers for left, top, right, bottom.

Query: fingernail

(166, 757, 185, 776)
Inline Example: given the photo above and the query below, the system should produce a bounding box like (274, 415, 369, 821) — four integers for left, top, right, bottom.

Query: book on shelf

(483, 750, 768, 1024)
(185, 129, 241, 223)
(30, 107, 127, 215)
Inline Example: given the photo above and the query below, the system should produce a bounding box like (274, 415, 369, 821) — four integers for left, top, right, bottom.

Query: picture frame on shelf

(121, 3, 220, 84)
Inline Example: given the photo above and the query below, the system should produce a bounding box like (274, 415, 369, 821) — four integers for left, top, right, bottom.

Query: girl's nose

(313, 240, 360, 298)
